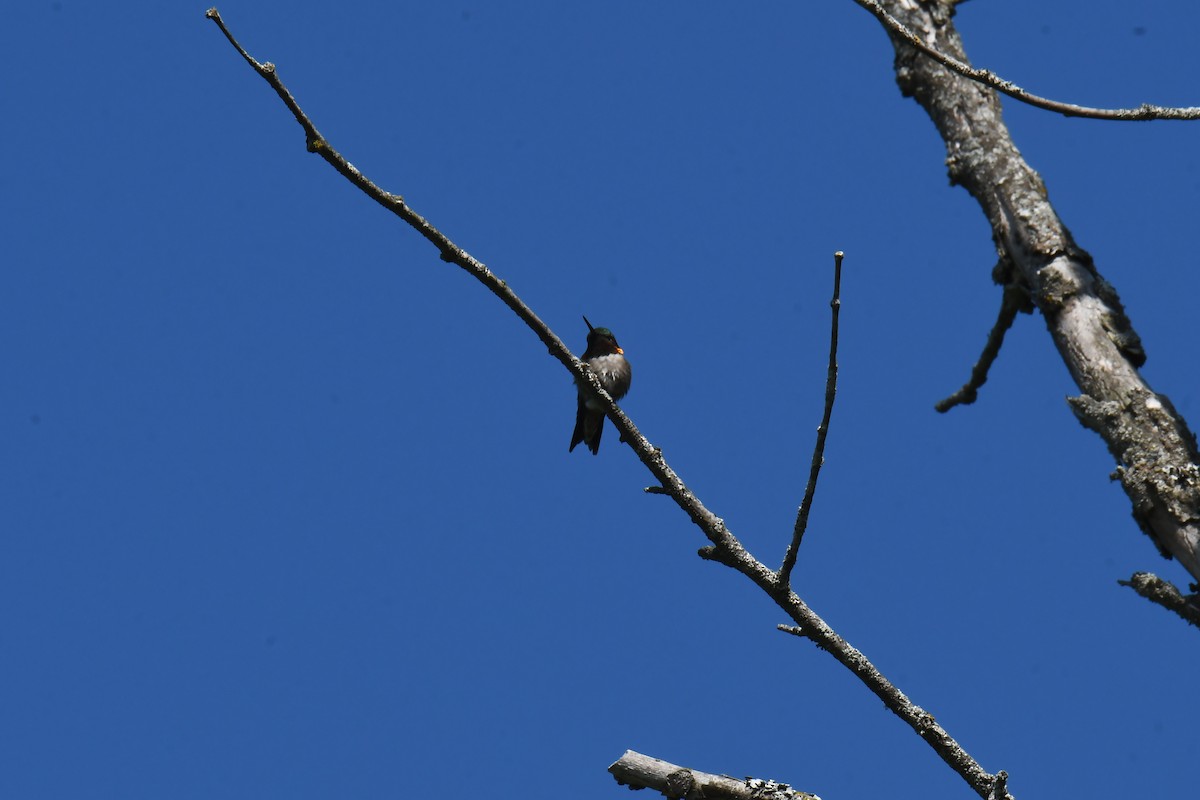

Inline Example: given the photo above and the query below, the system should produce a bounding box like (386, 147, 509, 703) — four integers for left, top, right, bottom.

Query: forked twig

(206, 10, 1013, 798)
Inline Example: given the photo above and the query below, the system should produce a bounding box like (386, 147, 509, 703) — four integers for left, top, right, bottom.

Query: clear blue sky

(4, 2, 1198, 798)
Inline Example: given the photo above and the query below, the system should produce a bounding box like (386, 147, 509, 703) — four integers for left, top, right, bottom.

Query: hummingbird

(569, 316, 632, 455)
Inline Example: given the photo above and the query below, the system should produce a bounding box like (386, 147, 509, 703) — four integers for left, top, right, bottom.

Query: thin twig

(854, 0, 1200, 121)
(935, 285, 1025, 413)
(206, 11, 1012, 798)
(779, 252, 843, 587)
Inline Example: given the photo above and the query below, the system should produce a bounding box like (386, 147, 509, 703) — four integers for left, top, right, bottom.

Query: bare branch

(609, 750, 820, 800)
(777, 624, 1012, 800)
(779, 252, 843, 586)
(853, 0, 1200, 120)
(207, 10, 1012, 797)
(204, 3, 763, 595)
(935, 283, 1026, 413)
(1118, 572, 1200, 629)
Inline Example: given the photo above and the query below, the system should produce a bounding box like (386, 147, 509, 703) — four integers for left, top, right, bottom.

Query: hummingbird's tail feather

(569, 396, 588, 453)
(569, 397, 603, 455)
(587, 415, 604, 455)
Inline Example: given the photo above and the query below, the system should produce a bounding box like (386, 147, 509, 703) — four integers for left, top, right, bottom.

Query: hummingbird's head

(588, 328, 623, 354)
(582, 316, 623, 355)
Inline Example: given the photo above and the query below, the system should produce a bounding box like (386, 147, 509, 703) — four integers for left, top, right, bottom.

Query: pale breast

(580, 353, 632, 410)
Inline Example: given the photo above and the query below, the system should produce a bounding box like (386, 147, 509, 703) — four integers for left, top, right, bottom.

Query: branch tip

(779, 251, 844, 586)
(1119, 572, 1200, 628)
(935, 285, 1024, 413)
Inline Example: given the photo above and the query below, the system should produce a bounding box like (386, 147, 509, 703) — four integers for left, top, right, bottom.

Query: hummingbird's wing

(569, 394, 604, 455)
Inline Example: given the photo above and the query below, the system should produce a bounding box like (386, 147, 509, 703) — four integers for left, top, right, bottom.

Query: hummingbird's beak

(582, 315, 595, 332)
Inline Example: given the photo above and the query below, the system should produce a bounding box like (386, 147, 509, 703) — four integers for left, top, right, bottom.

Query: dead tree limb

(877, 0, 1200, 582)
